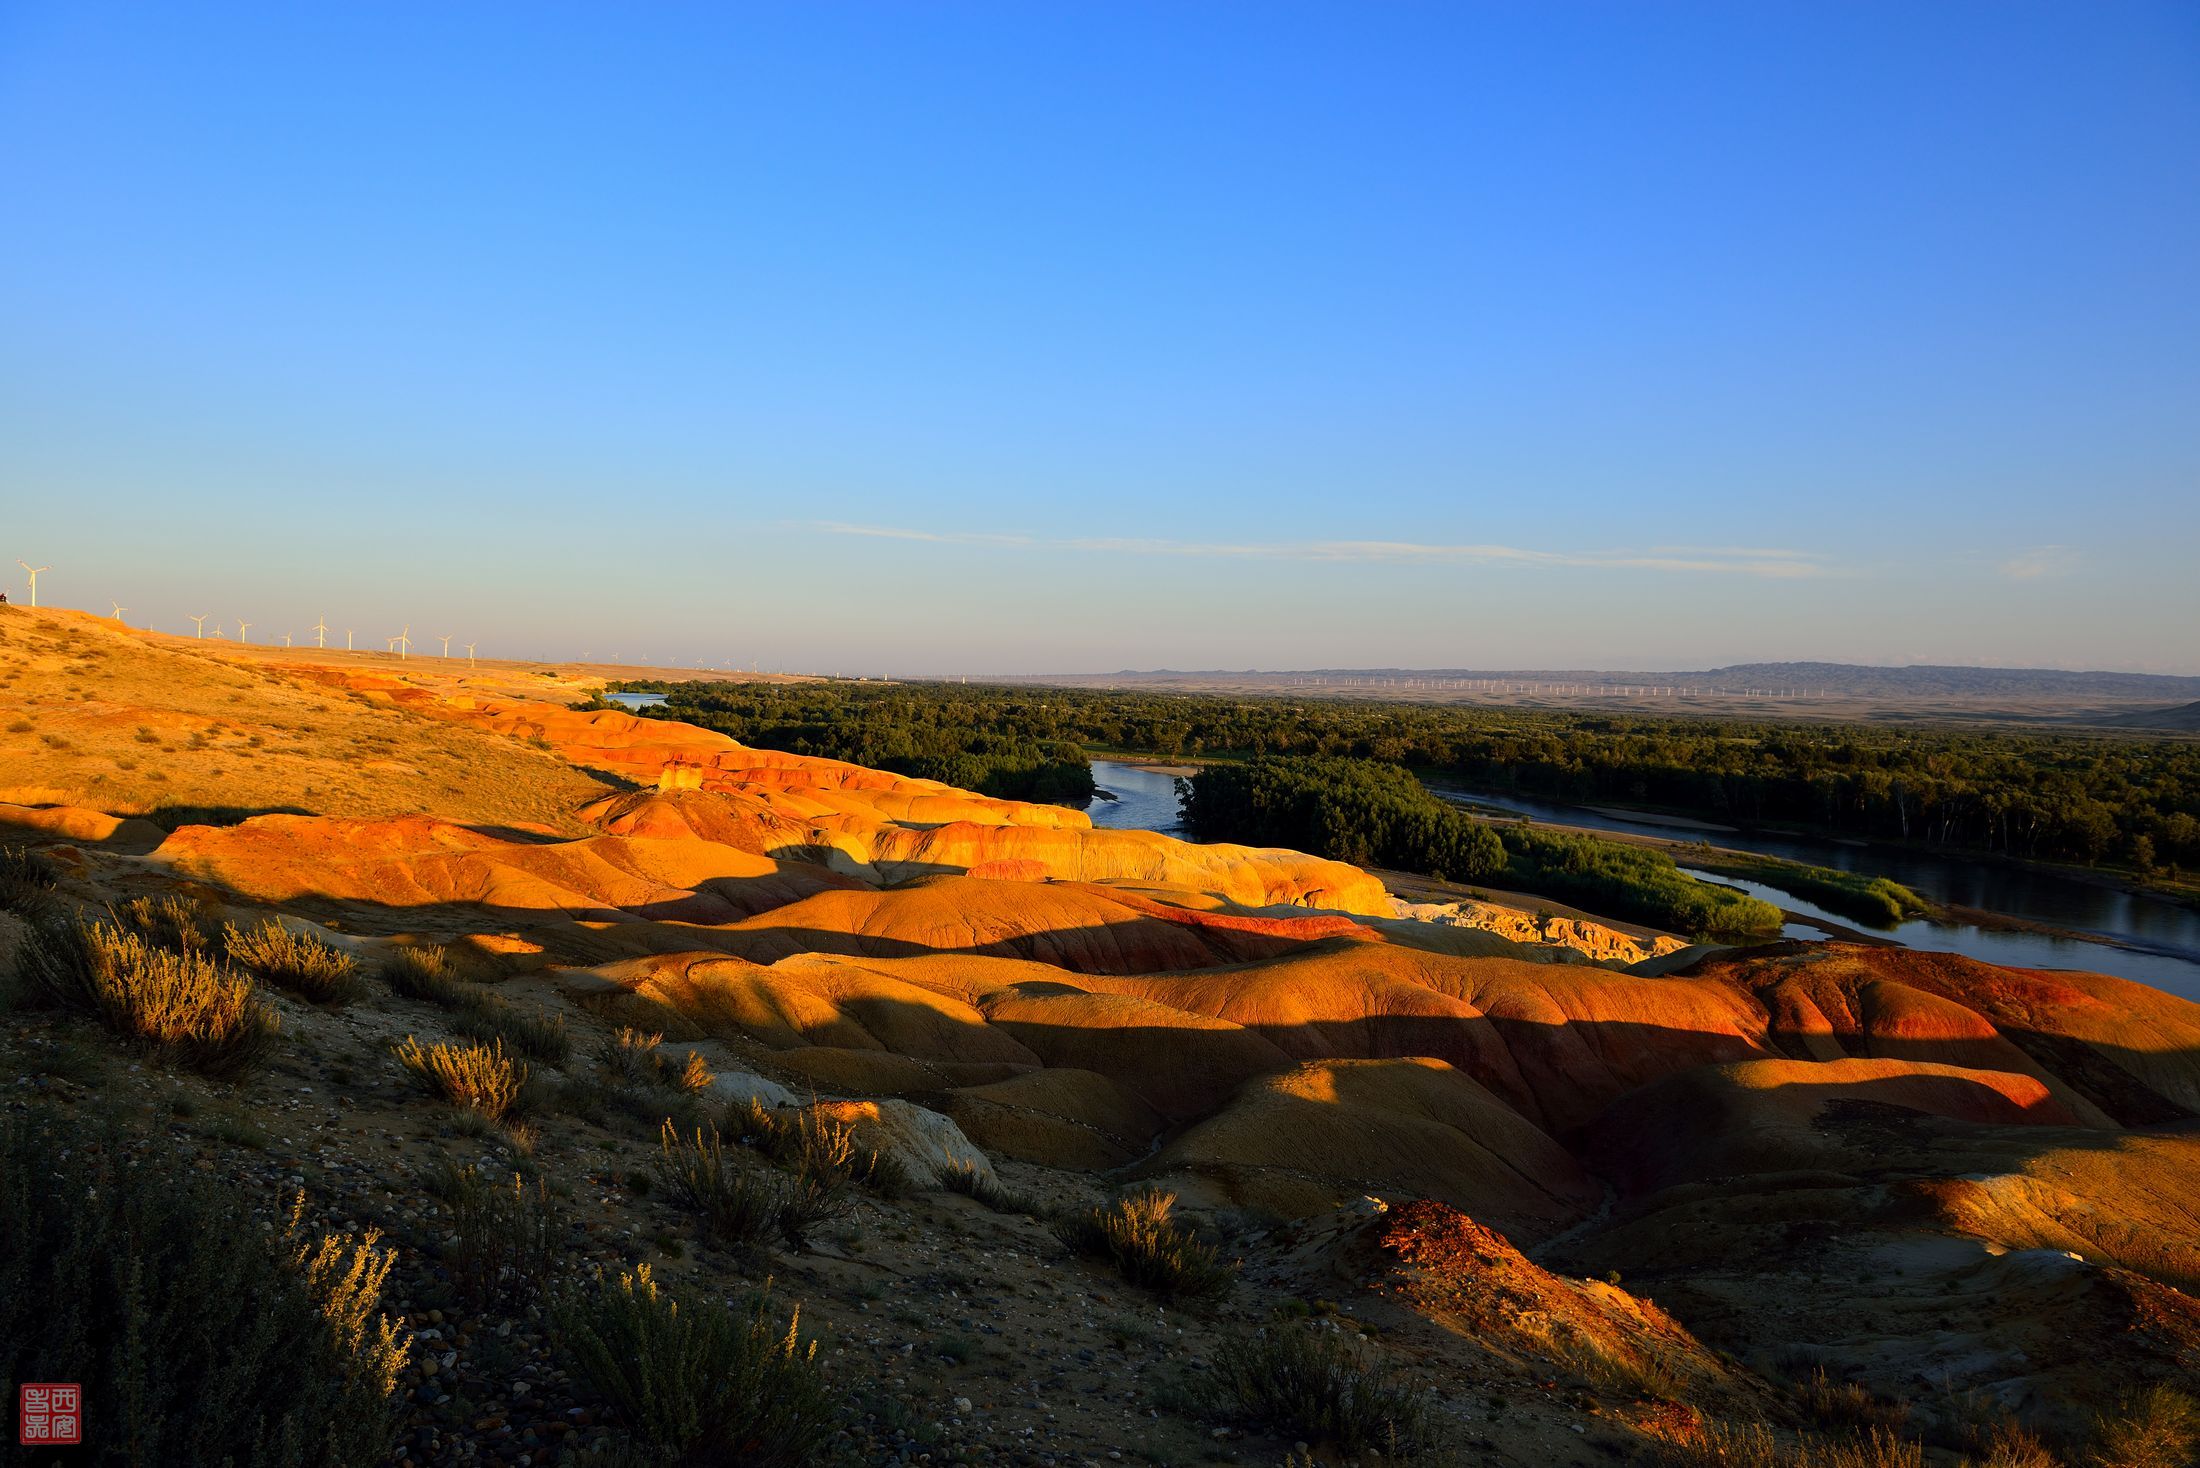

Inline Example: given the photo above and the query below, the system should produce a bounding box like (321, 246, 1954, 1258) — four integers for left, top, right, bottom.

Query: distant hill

(1687, 662, 2200, 700)
(1075, 661, 2200, 701)
(2100, 700, 2200, 731)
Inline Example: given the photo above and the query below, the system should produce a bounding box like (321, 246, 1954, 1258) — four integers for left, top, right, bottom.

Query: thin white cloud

(801, 521, 1835, 579)
(1999, 545, 2080, 581)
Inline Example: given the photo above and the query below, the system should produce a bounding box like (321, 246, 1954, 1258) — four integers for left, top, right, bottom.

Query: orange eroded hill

(9, 609, 2200, 1438)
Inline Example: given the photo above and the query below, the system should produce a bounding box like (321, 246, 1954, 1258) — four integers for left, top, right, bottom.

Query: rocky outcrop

(1390, 895, 1689, 965)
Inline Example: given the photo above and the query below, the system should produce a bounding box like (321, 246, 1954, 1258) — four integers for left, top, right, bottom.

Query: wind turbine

(280, 633, 292, 647)
(16, 560, 48, 606)
(190, 614, 209, 638)
(311, 616, 329, 649)
(236, 620, 252, 645)
(464, 641, 477, 668)
(390, 626, 411, 660)
(346, 629, 355, 651)
(109, 602, 128, 624)
(439, 633, 453, 658)
(211, 624, 226, 639)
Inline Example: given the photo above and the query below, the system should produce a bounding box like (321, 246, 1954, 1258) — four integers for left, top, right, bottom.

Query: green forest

(585, 684, 1095, 805)
(594, 679, 2200, 878)
(1178, 756, 1784, 939)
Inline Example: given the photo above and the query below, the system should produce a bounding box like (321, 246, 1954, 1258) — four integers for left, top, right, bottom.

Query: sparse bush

(2088, 1385, 2200, 1468)
(940, 1158, 1042, 1215)
(773, 1145, 855, 1250)
(393, 1035, 527, 1120)
(552, 1263, 830, 1468)
(224, 918, 364, 1004)
(0, 1106, 407, 1466)
(380, 943, 468, 1005)
(1975, 1427, 2061, 1468)
(117, 892, 214, 954)
(17, 915, 278, 1078)
(729, 1095, 906, 1195)
(599, 1026, 667, 1085)
(435, 1165, 560, 1308)
(1053, 1187, 1235, 1300)
(453, 999, 573, 1066)
(1797, 1368, 1911, 1438)
(1204, 1324, 1432, 1454)
(1653, 1422, 1927, 1468)
(669, 1048, 715, 1093)
(654, 1122, 783, 1254)
(0, 842, 57, 914)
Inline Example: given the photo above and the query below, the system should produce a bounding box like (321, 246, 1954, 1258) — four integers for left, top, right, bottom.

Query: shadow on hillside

(140, 803, 314, 830)
(7, 821, 2198, 1195)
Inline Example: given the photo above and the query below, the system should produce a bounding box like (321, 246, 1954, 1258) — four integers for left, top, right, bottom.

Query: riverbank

(1440, 781, 2199, 915)
(1088, 750, 2200, 996)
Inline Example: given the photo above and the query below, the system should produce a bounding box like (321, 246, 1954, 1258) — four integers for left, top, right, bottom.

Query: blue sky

(2, 2, 2195, 673)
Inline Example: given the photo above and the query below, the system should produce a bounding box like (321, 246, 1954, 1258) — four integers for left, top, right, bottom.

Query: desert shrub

(117, 892, 214, 953)
(0, 842, 56, 914)
(654, 1122, 784, 1254)
(17, 915, 278, 1078)
(552, 1263, 830, 1468)
(772, 1142, 856, 1250)
(1975, 1428, 2061, 1468)
(434, 1164, 560, 1308)
(2088, 1386, 2200, 1468)
(224, 918, 364, 1004)
(380, 943, 469, 1006)
(1204, 1324, 1432, 1454)
(940, 1158, 1042, 1215)
(0, 1107, 407, 1466)
(1654, 1422, 1927, 1468)
(668, 1047, 715, 1092)
(1796, 1368, 1912, 1437)
(729, 1095, 906, 1195)
(600, 1026, 667, 1085)
(453, 998, 573, 1066)
(393, 1035, 528, 1120)
(1053, 1187, 1234, 1300)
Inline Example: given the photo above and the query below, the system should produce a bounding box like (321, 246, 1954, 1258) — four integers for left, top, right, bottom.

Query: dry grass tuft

(730, 1096, 908, 1197)
(668, 1048, 715, 1093)
(2088, 1385, 2200, 1468)
(224, 918, 364, 1004)
(380, 943, 469, 1005)
(654, 1122, 784, 1254)
(452, 999, 572, 1066)
(939, 1158, 1042, 1216)
(18, 914, 278, 1078)
(0, 1106, 408, 1466)
(430, 1164, 560, 1309)
(1054, 1187, 1234, 1300)
(552, 1263, 831, 1468)
(1653, 1422, 1927, 1468)
(0, 842, 57, 915)
(1797, 1368, 1911, 1438)
(392, 1035, 527, 1120)
(117, 892, 215, 954)
(1205, 1324, 1432, 1454)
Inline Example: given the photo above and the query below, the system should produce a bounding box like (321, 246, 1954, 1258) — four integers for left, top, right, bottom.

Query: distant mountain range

(2101, 700, 2200, 731)
(1079, 661, 2200, 700)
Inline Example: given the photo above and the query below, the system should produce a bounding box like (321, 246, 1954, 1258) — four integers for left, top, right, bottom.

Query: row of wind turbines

(11, 556, 481, 668)
(182, 614, 481, 666)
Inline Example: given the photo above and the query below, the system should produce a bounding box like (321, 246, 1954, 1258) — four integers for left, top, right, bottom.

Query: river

(1083, 759, 1192, 836)
(1086, 760, 2200, 1000)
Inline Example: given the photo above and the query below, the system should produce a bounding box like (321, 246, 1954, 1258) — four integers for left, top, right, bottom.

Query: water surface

(1087, 760, 2200, 999)
(1084, 760, 1191, 836)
